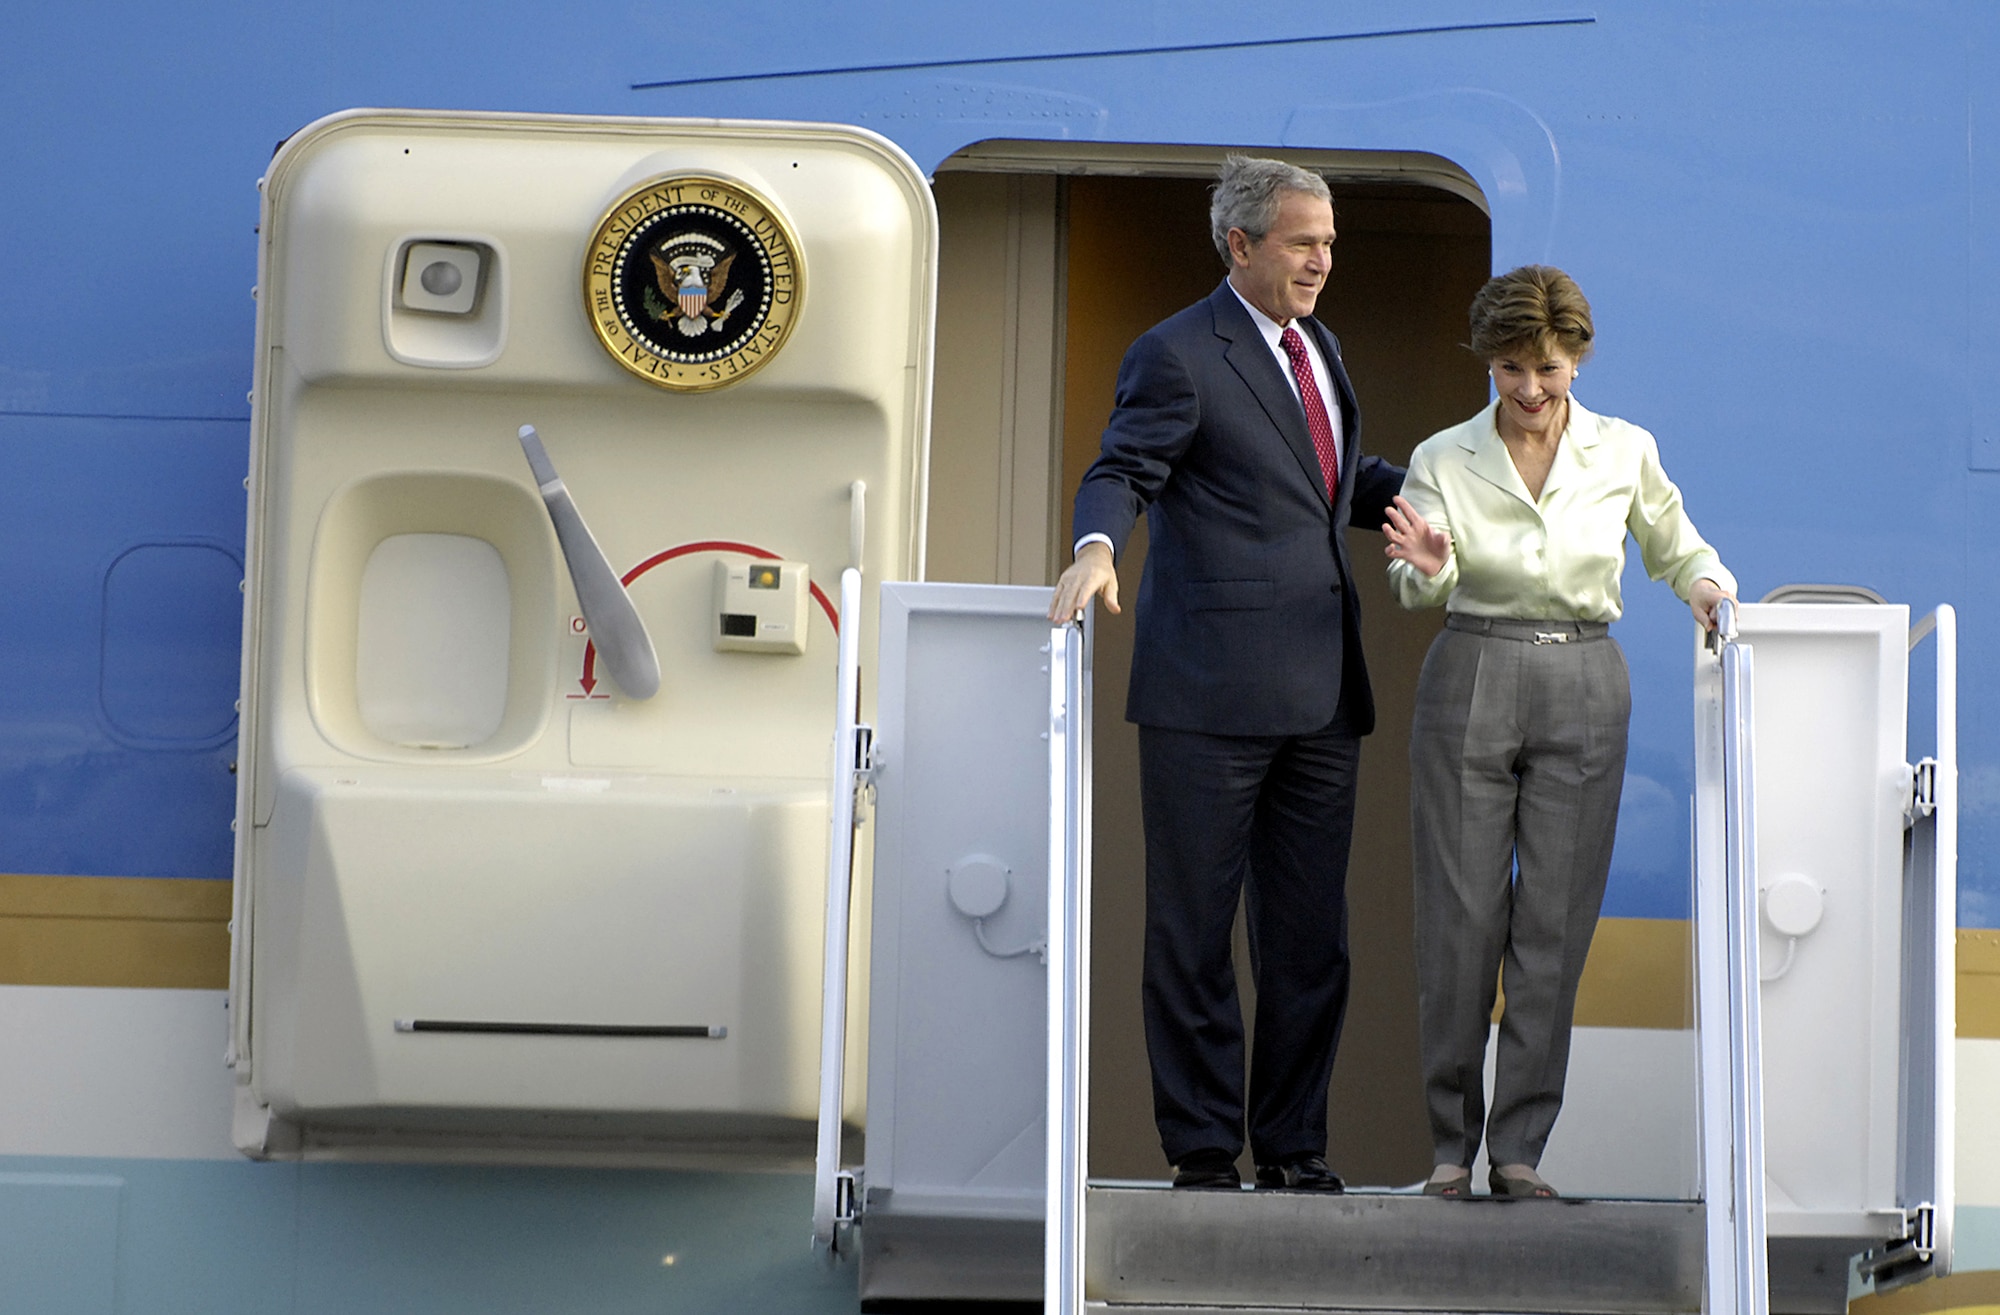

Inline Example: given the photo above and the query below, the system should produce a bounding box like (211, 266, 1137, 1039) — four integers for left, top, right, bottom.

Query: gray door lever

(517, 424, 662, 700)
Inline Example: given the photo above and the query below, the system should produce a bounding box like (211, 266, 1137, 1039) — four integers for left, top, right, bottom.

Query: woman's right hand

(1384, 495, 1451, 578)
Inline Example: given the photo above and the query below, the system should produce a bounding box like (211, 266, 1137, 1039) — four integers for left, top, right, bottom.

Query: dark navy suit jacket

(1072, 281, 1403, 737)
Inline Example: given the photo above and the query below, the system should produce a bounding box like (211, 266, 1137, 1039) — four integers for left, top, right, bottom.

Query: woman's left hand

(1690, 578, 1735, 631)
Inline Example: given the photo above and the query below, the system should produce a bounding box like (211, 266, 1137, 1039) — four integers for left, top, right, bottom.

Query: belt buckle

(1532, 630, 1570, 645)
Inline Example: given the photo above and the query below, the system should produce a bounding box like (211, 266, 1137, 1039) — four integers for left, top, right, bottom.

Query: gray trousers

(1410, 615, 1630, 1170)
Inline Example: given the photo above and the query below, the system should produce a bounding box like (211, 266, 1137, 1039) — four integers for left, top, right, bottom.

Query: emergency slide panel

(232, 110, 934, 1161)
(856, 582, 1057, 1303)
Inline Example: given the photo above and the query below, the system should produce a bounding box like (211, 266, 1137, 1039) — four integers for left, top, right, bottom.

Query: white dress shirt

(1074, 284, 1343, 559)
(1387, 397, 1735, 621)
(1225, 284, 1344, 456)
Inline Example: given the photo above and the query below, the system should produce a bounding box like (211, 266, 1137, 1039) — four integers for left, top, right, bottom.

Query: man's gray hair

(1209, 155, 1332, 264)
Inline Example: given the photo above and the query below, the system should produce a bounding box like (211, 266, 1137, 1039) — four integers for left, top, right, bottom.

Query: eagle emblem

(645, 233, 747, 337)
(583, 175, 803, 391)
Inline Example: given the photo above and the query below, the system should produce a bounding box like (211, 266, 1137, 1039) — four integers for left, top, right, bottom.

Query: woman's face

(1490, 349, 1579, 439)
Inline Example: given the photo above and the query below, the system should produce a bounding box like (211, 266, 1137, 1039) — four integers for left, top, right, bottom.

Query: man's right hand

(1048, 540, 1120, 622)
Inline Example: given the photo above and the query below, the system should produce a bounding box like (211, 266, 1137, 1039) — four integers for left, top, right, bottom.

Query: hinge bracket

(851, 725, 879, 821)
(1858, 1203, 1936, 1289)
(1909, 758, 1938, 823)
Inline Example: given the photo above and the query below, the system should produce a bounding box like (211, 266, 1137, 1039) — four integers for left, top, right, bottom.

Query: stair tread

(1085, 1184, 1703, 1314)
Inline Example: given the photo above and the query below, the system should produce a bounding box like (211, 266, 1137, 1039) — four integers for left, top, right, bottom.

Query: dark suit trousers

(1139, 716, 1360, 1166)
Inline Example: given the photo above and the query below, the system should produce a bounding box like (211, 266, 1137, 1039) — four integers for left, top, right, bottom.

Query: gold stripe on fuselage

(0, 873, 229, 989)
(4, 876, 1998, 1040)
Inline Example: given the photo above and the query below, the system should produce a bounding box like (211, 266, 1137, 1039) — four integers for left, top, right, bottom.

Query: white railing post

(1899, 605, 1957, 1277)
(1045, 617, 1091, 1315)
(1931, 605, 1958, 1272)
(812, 567, 865, 1254)
(1696, 598, 1770, 1315)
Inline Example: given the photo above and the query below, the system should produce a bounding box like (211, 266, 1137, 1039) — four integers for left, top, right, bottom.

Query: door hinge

(835, 1169, 860, 1225)
(1909, 758, 1938, 823)
(852, 725, 879, 822)
(1858, 1204, 1936, 1290)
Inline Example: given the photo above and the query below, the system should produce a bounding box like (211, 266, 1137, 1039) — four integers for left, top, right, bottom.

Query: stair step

(1088, 1307, 1626, 1315)
(1085, 1185, 1704, 1314)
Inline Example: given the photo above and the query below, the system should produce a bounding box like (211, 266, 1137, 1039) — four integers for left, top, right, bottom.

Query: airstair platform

(1081, 1185, 1853, 1315)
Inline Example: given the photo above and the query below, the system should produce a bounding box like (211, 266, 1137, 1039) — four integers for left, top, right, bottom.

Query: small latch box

(713, 559, 809, 655)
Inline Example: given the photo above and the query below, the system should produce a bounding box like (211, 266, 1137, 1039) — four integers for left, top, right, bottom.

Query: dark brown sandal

(1423, 1167, 1472, 1197)
(1488, 1165, 1558, 1198)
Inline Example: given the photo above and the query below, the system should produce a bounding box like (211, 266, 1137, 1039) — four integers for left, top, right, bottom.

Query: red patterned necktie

(1280, 326, 1339, 497)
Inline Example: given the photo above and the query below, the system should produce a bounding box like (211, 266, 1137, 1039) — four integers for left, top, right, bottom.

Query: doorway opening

(929, 143, 1492, 1186)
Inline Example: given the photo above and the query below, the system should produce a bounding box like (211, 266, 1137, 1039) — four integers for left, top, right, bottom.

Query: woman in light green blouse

(1382, 266, 1735, 1199)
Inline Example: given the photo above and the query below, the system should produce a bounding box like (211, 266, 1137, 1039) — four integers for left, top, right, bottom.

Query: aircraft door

(229, 110, 935, 1160)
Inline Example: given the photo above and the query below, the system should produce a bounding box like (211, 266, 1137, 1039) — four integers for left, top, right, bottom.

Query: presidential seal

(583, 175, 803, 391)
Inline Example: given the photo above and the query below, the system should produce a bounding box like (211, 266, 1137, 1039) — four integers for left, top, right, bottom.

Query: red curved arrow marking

(577, 540, 841, 696)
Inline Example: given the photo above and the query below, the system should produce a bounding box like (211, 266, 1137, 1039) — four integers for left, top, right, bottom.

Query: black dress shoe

(1171, 1148, 1242, 1189)
(1254, 1154, 1345, 1192)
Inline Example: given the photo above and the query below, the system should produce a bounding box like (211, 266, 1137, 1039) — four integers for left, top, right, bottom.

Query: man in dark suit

(1048, 156, 1402, 1192)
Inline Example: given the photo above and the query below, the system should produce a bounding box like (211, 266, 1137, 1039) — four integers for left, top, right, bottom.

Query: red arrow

(573, 540, 840, 697)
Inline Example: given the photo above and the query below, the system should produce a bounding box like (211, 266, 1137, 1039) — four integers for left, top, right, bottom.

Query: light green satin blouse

(1387, 398, 1735, 621)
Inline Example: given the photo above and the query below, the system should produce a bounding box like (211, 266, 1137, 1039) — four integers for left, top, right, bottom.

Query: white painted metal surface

(813, 568, 864, 1253)
(1046, 618, 1090, 1315)
(855, 581, 1056, 1296)
(1694, 598, 1769, 1315)
(1895, 606, 1958, 1279)
(1929, 605, 1958, 1273)
(1695, 596, 1956, 1300)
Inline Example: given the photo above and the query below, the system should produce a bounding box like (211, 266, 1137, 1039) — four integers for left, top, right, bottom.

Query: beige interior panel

(234, 111, 934, 1159)
(928, 172, 1065, 587)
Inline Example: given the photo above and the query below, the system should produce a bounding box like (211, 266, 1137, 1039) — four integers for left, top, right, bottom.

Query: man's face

(1226, 191, 1336, 324)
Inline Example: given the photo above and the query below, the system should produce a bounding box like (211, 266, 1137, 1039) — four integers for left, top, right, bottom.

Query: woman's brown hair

(1468, 265, 1595, 363)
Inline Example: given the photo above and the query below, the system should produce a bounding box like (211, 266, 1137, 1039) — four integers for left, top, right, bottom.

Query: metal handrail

(1903, 606, 1958, 1276)
(812, 567, 865, 1254)
(1930, 604, 1958, 1274)
(1714, 598, 1770, 1315)
(1045, 616, 1091, 1315)
(1693, 598, 1771, 1315)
